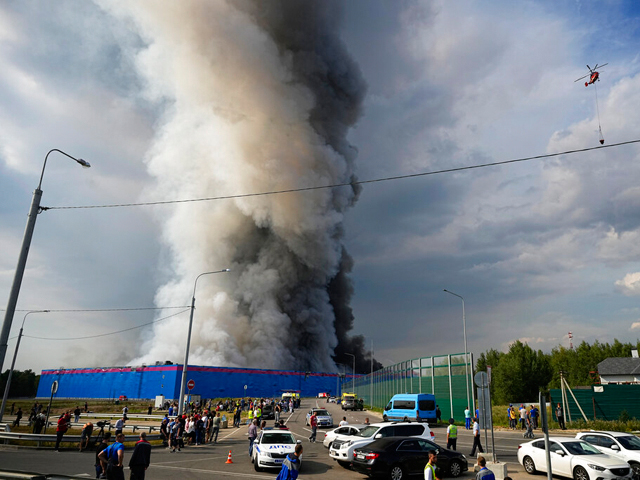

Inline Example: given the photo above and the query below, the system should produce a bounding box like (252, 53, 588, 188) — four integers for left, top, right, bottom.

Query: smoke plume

(106, 0, 372, 371)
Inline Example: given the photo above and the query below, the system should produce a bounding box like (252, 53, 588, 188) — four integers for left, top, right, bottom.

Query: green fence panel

(549, 384, 640, 422)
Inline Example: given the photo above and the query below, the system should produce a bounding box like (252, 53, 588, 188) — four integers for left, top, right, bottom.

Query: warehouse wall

(37, 364, 352, 400)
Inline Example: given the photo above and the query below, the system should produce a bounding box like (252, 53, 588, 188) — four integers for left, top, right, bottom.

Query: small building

(597, 357, 640, 385)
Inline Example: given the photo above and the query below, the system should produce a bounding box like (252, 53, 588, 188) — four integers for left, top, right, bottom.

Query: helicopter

(575, 63, 608, 87)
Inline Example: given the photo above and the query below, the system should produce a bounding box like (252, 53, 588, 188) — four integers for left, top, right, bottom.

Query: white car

(323, 424, 367, 449)
(305, 408, 333, 428)
(518, 437, 633, 480)
(252, 427, 302, 472)
(577, 431, 640, 477)
(329, 422, 435, 468)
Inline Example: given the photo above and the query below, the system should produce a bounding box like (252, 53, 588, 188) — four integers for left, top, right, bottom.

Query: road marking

(153, 455, 229, 465)
(151, 464, 265, 478)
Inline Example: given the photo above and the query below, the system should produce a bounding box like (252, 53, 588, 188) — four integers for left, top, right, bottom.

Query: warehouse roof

(598, 357, 640, 375)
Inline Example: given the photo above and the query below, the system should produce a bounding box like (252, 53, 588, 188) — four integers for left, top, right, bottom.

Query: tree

(0, 369, 40, 398)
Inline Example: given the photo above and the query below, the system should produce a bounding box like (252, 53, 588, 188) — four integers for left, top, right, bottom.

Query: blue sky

(2, 1, 640, 373)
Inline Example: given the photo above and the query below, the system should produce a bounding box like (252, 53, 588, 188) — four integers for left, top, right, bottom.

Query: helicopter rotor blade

(574, 74, 589, 82)
(595, 63, 608, 70)
(587, 64, 591, 71)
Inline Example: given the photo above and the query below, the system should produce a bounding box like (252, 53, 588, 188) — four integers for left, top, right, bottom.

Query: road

(0, 399, 574, 479)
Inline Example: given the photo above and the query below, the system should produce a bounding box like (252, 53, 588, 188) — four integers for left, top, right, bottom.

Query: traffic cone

(225, 450, 233, 464)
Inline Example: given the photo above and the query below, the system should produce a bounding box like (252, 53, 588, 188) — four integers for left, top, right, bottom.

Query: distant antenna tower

(568, 331, 573, 350)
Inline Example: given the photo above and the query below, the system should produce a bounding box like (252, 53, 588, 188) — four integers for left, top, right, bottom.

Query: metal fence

(343, 353, 474, 422)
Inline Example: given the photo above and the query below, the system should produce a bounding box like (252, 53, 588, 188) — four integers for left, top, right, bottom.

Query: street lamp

(0, 149, 90, 378)
(345, 353, 355, 391)
(177, 269, 230, 417)
(443, 289, 471, 412)
(0, 310, 49, 422)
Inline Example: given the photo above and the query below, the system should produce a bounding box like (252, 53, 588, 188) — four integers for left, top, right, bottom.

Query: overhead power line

(42, 139, 640, 211)
(1, 306, 190, 313)
(23, 308, 191, 341)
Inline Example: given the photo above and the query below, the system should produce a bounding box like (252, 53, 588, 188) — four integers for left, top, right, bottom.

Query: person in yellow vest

(446, 418, 457, 450)
(424, 450, 441, 480)
(248, 408, 254, 425)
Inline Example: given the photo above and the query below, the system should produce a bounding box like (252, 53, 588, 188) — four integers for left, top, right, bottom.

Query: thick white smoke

(102, 1, 366, 371)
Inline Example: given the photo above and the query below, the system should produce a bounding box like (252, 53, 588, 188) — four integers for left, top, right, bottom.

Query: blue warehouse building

(37, 364, 353, 400)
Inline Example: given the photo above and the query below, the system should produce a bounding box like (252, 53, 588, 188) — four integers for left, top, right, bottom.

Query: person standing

(436, 405, 442, 424)
(464, 407, 472, 430)
(339, 416, 348, 426)
(424, 450, 441, 480)
(128, 432, 151, 480)
(115, 416, 126, 436)
(98, 432, 125, 480)
(470, 417, 484, 456)
(519, 405, 526, 430)
(530, 405, 539, 429)
(211, 412, 221, 443)
(556, 403, 566, 430)
(13, 407, 23, 427)
(55, 412, 71, 451)
(309, 412, 318, 443)
(446, 418, 458, 450)
(84, 401, 88, 413)
(509, 406, 517, 430)
(95, 432, 111, 479)
(275, 403, 281, 424)
(276, 443, 303, 480)
(79, 422, 94, 452)
(248, 419, 258, 456)
(476, 456, 496, 480)
(74, 406, 82, 423)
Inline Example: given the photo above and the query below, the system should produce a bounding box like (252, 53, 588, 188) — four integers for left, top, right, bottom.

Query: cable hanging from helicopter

(575, 63, 608, 145)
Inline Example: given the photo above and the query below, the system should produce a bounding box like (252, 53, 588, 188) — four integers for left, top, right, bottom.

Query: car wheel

(337, 460, 351, 469)
(630, 462, 640, 480)
(523, 456, 537, 474)
(449, 459, 463, 478)
(383, 415, 388, 422)
(573, 466, 589, 480)
(403, 416, 409, 422)
(390, 464, 406, 480)
(327, 442, 332, 449)
(254, 460, 262, 472)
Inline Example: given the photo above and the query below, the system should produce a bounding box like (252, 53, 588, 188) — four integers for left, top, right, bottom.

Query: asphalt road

(0, 399, 575, 479)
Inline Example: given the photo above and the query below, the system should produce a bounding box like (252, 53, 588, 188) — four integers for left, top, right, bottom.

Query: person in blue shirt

(98, 433, 125, 480)
(276, 443, 303, 480)
(476, 456, 495, 480)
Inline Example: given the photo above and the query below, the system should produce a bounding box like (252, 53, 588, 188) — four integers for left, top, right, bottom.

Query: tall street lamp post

(345, 353, 355, 391)
(177, 269, 230, 417)
(0, 150, 90, 377)
(443, 289, 471, 412)
(0, 310, 49, 421)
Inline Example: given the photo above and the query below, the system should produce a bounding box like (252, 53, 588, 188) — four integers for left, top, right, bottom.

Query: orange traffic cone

(225, 450, 233, 464)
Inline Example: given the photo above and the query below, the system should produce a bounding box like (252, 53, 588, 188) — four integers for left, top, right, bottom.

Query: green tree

(0, 369, 40, 398)
(491, 340, 552, 404)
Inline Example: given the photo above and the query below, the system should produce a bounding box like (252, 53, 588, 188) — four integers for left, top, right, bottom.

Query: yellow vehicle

(341, 393, 363, 411)
(342, 393, 357, 401)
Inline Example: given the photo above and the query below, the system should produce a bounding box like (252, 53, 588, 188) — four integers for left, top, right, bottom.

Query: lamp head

(76, 158, 91, 168)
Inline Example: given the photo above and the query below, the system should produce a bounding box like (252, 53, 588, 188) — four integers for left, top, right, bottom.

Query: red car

(119, 395, 128, 401)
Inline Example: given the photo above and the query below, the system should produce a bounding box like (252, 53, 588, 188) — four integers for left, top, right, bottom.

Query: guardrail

(0, 431, 163, 448)
(44, 422, 161, 434)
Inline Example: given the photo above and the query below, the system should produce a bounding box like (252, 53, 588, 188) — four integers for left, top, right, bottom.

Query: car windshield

(617, 436, 640, 450)
(562, 441, 602, 455)
(262, 433, 295, 445)
(314, 410, 329, 416)
(356, 426, 379, 438)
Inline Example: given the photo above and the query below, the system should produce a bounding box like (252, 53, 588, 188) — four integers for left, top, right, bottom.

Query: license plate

(275, 459, 283, 464)
(357, 453, 365, 460)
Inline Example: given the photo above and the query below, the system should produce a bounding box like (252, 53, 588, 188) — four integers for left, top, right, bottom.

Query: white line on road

(151, 464, 266, 478)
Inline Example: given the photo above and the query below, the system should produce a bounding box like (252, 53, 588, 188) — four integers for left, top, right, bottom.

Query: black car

(352, 437, 468, 480)
(261, 404, 275, 420)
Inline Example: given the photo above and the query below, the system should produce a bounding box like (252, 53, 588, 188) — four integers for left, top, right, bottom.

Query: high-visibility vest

(425, 463, 437, 480)
(448, 425, 457, 438)
(248, 410, 253, 419)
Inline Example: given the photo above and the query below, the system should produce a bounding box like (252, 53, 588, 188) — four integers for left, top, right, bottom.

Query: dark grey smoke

(114, 0, 377, 372)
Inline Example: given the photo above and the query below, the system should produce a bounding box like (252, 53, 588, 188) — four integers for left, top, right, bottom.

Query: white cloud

(615, 273, 640, 296)
(630, 322, 640, 331)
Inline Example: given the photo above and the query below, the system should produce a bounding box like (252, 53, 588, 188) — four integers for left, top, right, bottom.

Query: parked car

(261, 404, 275, 420)
(577, 431, 640, 478)
(251, 427, 302, 472)
(383, 393, 437, 424)
(305, 408, 334, 428)
(323, 424, 368, 449)
(352, 437, 468, 478)
(518, 437, 632, 480)
(328, 396, 337, 403)
(330, 422, 435, 469)
(343, 398, 365, 411)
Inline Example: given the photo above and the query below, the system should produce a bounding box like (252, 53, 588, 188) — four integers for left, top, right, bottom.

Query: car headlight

(344, 441, 352, 447)
(587, 464, 605, 471)
(262, 452, 272, 458)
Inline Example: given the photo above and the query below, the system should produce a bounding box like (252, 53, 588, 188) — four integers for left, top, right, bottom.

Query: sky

(2, 0, 640, 374)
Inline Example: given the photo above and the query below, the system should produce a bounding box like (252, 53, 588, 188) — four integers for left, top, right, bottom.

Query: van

(383, 393, 436, 423)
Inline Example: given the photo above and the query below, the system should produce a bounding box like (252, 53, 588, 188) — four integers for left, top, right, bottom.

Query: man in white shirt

(339, 416, 348, 426)
(470, 418, 484, 456)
